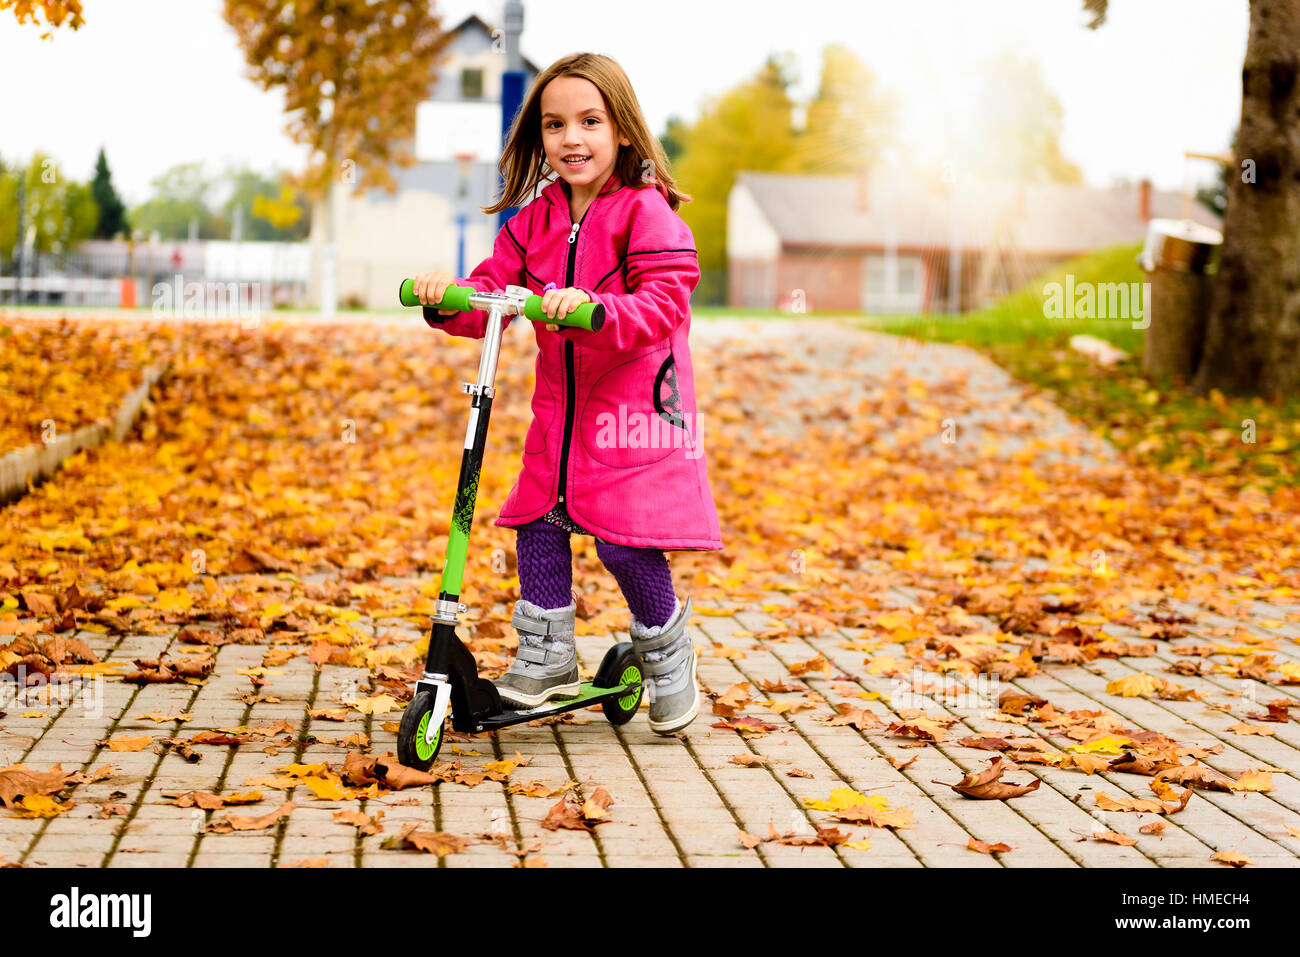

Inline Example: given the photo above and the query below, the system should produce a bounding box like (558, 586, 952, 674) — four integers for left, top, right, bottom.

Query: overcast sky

(1, 0, 1248, 205)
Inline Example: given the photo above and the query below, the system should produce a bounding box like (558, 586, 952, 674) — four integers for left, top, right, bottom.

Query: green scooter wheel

(595, 642, 643, 726)
(397, 690, 444, 770)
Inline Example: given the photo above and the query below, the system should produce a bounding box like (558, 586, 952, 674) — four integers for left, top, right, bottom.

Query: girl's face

(540, 76, 630, 190)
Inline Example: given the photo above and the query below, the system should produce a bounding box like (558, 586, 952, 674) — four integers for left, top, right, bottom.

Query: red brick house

(726, 171, 1223, 313)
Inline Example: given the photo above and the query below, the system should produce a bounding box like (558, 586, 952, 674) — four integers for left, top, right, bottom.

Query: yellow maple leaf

(866, 655, 905, 676)
(1068, 735, 1133, 755)
(300, 775, 356, 800)
(245, 775, 298, 790)
(236, 666, 281, 677)
(14, 794, 74, 818)
(804, 787, 876, 812)
(155, 588, 195, 612)
(1210, 850, 1251, 867)
(765, 699, 815, 715)
(64, 661, 127, 675)
(346, 694, 399, 716)
(277, 762, 328, 778)
(1229, 770, 1275, 792)
(1105, 673, 1160, 697)
(709, 644, 748, 659)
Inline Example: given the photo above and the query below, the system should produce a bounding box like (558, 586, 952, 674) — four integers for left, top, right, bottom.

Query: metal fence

(0, 240, 313, 308)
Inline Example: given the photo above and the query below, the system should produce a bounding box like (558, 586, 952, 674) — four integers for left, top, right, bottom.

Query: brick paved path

(3, 318, 1298, 868)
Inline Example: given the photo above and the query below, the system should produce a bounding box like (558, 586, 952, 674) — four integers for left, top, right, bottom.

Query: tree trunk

(1194, 0, 1300, 397)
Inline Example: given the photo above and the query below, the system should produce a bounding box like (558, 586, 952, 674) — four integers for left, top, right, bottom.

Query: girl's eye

(546, 118, 600, 129)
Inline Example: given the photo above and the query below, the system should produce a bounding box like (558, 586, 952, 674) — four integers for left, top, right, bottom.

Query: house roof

(449, 13, 542, 75)
(734, 171, 1224, 256)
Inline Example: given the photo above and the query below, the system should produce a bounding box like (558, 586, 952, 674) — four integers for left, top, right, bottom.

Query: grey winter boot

(494, 599, 581, 709)
(629, 595, 698, 734)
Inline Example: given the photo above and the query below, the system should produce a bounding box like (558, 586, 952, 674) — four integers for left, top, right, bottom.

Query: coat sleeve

(558, 192, 699, 352)
(422, 211, 530, 340)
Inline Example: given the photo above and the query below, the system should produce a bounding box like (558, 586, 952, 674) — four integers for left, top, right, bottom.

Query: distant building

(726, 171, 1224, 314)
(310, 14, 542, 308)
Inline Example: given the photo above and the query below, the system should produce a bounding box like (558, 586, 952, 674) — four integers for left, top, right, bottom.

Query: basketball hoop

(452, 151, 476, 203)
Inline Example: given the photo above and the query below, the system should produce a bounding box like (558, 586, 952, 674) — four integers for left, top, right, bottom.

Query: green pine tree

(91, 147, 128, 239)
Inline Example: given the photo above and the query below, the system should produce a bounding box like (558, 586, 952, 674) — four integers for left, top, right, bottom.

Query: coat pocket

(580, 343, 683, 469)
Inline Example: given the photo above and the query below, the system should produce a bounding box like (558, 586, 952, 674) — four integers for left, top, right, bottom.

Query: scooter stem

(433, 300, 511, 622)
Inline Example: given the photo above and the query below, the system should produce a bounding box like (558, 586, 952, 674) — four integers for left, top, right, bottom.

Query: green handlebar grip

(523, 294, 605, 332)
(399, 278, 472, 312)
(399, 279, 604, 332)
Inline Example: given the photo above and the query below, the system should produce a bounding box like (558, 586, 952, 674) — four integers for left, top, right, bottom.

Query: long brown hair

(483, 52, 691, 214)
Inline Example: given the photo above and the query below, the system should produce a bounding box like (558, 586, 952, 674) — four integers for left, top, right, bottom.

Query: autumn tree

(129, 163, 220, 241)
(222, 0, 452, 312)
(1, 0, 83, 35)
(224, 165, 311, 241)
(674, 55, 801, 304)
(671, 47, 899, 304)
(789, 44, 897, 176)
(0, 153, 97, 258)
(960, 53, 1081, 184)
(658, 116, 688, 165)
(1087, 0, 1300, 397)
(221, 0, 451, 195)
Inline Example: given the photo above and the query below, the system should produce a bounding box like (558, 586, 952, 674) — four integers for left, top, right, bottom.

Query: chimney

(1138, 178, 1152, 222)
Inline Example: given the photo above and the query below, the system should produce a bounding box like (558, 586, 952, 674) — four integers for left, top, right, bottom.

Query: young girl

(411, 52, 722, 735)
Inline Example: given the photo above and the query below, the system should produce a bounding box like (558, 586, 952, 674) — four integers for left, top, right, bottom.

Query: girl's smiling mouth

(562, 154, 591, 168)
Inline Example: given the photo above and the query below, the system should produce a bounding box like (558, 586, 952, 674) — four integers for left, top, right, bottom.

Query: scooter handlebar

(399, 279, 605, 332)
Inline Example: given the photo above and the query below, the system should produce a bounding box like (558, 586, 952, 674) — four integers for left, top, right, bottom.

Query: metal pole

(883, 171, 898, 311)
(14, 178, 24, 305)
(498, 0, 525, 231)
(948, 177, 961, 314)
(456, 213, 467, 278)
(455, 155, 471, 279)
(321, 180, 337, 319)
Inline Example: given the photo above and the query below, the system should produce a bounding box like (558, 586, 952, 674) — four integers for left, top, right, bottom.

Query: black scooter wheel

(397, 690, 444, 770)
(595, 642, 643, 726)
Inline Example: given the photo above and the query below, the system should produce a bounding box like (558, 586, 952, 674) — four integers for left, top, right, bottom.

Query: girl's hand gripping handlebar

(399, 279, 604, 332)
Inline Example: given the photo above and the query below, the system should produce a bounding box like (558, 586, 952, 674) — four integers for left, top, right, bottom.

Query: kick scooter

(393, 279, 645, 771)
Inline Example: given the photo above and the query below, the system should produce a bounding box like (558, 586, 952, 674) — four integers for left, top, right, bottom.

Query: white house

(309, 14, 542, 309)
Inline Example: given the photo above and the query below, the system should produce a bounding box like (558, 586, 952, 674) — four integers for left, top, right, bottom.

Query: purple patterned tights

(514, 518, 677, 627)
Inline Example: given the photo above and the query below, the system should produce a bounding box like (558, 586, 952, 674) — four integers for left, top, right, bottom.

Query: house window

(461, 68, 484, 99)
(864, 254, 924, 314)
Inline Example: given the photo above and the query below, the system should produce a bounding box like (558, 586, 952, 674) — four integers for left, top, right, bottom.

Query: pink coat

(422, 168, 723, 552)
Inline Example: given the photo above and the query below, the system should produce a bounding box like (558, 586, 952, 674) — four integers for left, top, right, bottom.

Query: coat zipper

(557, 218, 581, 506)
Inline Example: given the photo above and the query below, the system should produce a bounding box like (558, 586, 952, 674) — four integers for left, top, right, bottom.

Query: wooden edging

(0, 360, 171, 505)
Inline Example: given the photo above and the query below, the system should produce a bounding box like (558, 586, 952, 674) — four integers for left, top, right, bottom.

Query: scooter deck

(473, 679, 639, 732)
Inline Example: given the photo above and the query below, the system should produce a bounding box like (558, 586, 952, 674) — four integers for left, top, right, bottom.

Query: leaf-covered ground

(0, 318, 179, 454)
(1, 314, 1297, 867)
